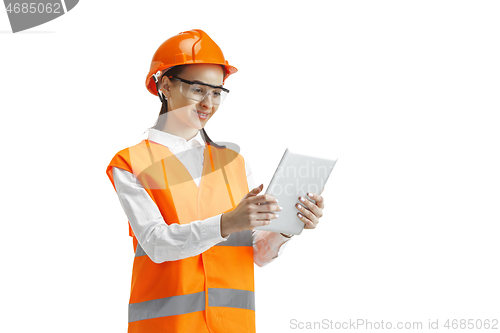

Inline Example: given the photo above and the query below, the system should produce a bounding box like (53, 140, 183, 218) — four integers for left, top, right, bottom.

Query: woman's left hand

(296, 192, 325, 229)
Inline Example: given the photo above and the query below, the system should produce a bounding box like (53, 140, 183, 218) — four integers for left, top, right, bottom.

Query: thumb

(241, 183, 263, 202)
(254, 183, 264, 192)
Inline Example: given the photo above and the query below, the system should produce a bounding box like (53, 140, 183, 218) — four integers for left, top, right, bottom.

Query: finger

(297, 212, 316, 229)
(295, 202, 318, 225)
(306, 192, 325, 210)
(256, 212, 280, 221)
(254, 219, 272, 227)
(248, 194, 278, 205)
(298, 195, 323, 219)
(249, 183, 263, 195)
(241, 184, 264, 202)
(254, 202, 282, 214)
(252, 216, 277, 227)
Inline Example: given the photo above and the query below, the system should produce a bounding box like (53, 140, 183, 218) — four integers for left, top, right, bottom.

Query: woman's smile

(193, 109, 210, 120)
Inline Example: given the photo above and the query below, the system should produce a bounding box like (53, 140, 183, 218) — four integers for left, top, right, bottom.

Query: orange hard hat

(145, 29, 238, 96)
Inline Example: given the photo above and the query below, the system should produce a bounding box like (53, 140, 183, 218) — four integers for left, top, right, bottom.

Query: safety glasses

(169, 76, 229, 105)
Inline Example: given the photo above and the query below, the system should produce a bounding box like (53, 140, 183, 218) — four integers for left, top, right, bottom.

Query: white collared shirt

(111, 128, 291, 267)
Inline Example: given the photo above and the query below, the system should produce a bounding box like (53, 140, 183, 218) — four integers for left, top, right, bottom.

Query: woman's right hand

(220, 184, 282, 237)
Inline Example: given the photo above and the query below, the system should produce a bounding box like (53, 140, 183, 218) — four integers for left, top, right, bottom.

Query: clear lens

(179, 82, 227, 105)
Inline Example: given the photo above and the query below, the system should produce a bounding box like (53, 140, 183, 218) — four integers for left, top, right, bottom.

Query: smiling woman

(105, 29, 320, 333)
(106, 30, 290, 333)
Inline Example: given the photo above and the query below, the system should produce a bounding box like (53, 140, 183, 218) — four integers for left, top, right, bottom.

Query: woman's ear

(160, 76, 172, 98)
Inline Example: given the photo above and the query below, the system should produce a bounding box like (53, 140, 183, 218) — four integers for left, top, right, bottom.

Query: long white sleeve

(111, 143, 291, 265)
(112, 166, 229, 263)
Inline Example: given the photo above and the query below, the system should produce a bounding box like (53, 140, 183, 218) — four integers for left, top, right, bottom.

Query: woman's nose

(200, 93, 214, 109)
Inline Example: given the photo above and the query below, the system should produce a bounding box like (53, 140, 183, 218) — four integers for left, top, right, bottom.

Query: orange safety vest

(106, 139, 255, 333)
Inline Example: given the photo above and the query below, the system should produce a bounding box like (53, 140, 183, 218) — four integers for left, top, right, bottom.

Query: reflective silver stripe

(215, 229, 253, 247)
(208, 288, 255, 311)
(129, 291, 205, 323)
(135, 243, 147, 257)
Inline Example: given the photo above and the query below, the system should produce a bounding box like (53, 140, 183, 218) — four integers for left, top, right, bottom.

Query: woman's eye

(192, 87, 204, 94)
(213, 91, 221, 97)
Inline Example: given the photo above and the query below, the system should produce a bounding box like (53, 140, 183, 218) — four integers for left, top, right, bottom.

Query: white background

(1, 1, 499, 332)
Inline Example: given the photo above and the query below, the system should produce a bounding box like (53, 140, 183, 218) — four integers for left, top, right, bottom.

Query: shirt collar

(147, 128, 206, 150)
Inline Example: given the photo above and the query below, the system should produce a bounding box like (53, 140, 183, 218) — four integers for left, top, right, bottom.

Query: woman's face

(160, 64, 224, 131)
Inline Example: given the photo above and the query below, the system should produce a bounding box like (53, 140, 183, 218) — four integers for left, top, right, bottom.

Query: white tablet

(253, 148, 338, 235)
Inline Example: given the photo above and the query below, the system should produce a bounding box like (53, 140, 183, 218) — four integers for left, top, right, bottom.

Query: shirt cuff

(276, 236, 292, 258)
(204, 214, 229, 243)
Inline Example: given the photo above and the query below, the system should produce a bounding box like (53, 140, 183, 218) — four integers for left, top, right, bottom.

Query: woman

(106, 29, 325, 333)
